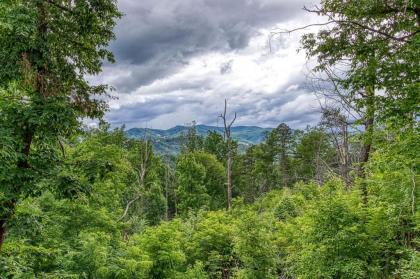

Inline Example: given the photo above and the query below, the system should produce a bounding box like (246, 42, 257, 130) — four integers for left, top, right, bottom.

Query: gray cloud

(220, 60, 233, 74)
(105, 71, 320, 129)
(97, 0, 321, 129)
(113, 0, 308, 63)
(107, 98, 193, 125)
(105, 0, 310, 91)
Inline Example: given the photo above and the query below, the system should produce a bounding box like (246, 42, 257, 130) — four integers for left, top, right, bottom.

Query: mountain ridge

(126, 125, 273, 155)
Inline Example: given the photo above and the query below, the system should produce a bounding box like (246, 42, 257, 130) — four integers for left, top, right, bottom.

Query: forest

(0, 0, 419, 278)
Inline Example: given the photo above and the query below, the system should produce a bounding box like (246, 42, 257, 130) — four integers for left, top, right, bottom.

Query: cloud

(93, 0, 322, 129)
(112, 0, 309, 63)
(105, 37, 320, 129)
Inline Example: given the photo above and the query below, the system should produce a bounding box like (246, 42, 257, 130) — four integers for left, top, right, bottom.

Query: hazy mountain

(126, 125, 272, 155)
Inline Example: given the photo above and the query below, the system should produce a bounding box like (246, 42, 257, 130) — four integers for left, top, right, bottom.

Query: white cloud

(95, 0, 323, 129)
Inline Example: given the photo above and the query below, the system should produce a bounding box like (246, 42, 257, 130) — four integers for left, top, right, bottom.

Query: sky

(92, 0, 323, 129)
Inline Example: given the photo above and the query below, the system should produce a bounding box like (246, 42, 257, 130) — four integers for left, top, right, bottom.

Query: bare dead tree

(314, 132, 325, 184)
(312, 63, 376, 203)
(305, 59, 379, 193)
(137, 136, 150, 186)
(219, 99, 237, 210)
(119, 131, 151, 221)
(320, 107, 352, 188)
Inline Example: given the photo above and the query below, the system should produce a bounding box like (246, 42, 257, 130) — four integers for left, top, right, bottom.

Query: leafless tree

(320, 107, 352, 188)
(219, 99, 237, 210)
(119, 131, 151, 221)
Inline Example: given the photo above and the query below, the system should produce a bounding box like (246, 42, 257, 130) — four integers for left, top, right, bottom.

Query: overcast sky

(93, 0, 323, 129)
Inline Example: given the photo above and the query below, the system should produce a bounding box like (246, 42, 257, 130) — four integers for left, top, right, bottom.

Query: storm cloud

(94, 0, 321, 129)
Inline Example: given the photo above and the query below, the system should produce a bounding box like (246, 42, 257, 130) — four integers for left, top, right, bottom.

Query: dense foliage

(0, 0, 419, 278)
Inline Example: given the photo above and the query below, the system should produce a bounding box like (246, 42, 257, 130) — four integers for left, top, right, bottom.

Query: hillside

(126, 125, 273, 154)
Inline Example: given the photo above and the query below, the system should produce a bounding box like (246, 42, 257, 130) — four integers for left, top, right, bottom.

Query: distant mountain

(126, 125, 272, 155)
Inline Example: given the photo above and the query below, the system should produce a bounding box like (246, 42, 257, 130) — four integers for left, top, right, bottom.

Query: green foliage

(233, 208, 281, 278)
(286, 181, 372, 278)
(176, 153, 210, 213)
(134, 220, 186, 278)
(124, 138, 169, 225)
(143, 183, 167, 226)
(185, 211, 236, 278)
(203, 131, 226, 162)
(176, 152, 225, 214)
(182, 124, 204, 153)
(1, 1, 418, 278)
(0, 0, 121, 253)
(364, 130, 420, 275)
(394, 250, 420, 279)
(183, 261, 208, 279)
(294, 128, 336, 182)
(301, 0, 419, 125)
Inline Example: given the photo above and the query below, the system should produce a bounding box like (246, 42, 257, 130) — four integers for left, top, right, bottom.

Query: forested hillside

(0, 0, 419, 278)
(126, 125, 272, 155)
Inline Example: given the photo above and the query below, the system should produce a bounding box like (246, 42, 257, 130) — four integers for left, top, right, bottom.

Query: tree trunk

(0, 220, 6, 251)
(280, 148, 289, 187)
(1, 125, 35, 252)
(165, 167, 170, 220)
(358, 85, 375, 204)
(0, 200, 16, 252)
(219, 99, 236, 210)
(0, 2, 48, 251)
(226, 144, 233, 210)
(340, 123, 351, 188)
(315, 139, 324, 184)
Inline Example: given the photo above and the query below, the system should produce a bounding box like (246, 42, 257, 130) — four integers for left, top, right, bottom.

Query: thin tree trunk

(358, 85, 375, 204)
(0, 220, 6, 251)
(226, 143, 233, 210)
(165, 167, 169, 220)
(219, 99, 236, 210)
(341, 123, 351, 188)
(281, 149, 289, 187)
(315, 137, 323, 184)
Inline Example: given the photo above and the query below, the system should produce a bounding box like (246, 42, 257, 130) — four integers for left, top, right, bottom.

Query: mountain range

(126, 125, 273, 155)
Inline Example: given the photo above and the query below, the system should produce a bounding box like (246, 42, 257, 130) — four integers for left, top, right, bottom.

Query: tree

(299, 0, 420, 201)
(176, 152, 225, 214)
(185, 211, 237, 278)
(287, 180, 372, 278)
(123, 139, 167, 226)
(193, 152, 226, 210)
(0, 127, 144, 277)
(219, 99, 237, 210)
(320, 108, 353, 186)
(133, 220, 186, 278)
(266, 123, 294, 187)
(203, 131, 226, 163)
(0, 0, 121, 250)
(233, 207, 282, 278)
(364, 130, 419, 275)
(176, 153, 210, 214)
(233, 144, 277, 201)
(182, 121, 204, 153)
(300, 0, 419, 125)
(294, 127, 336, 184)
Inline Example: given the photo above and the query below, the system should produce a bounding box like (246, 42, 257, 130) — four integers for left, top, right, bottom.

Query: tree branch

(272, 8, 418, 43)
(118, 195, 140, 221)
(46, 0, 74, 14)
